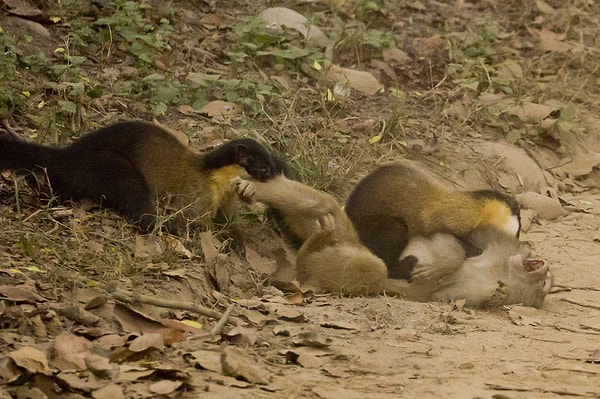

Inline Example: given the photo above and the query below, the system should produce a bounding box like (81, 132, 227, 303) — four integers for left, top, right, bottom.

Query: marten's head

(232, 138, 293, 182)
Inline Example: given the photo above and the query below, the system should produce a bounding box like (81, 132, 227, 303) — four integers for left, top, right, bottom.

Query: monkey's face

(500, 255, 553, 308)
(454, 243, 553, 308)
(421, 227, 553, 308)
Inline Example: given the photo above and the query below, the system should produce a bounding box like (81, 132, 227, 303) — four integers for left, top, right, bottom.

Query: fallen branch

(554, 323, 600, 336)
(73, 276, 241, 326)
(111, 287, 241, 326)
(0, 118, 21, 140)
(485, 383, 590, 396)
(560, 298, 600, 311)
(210, 303, 235, 336)
(50, 303, 100, 326)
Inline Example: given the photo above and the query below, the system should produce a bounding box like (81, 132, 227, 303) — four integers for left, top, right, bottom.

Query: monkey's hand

(230, 176, 256, 203)
(410, 257, 463, 283)
(485, 281, 508, 308)
(409, 261, 440, 283)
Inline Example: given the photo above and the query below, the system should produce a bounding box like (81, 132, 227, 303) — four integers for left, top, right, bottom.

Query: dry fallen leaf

(134, 235, 164, 258)
(505, 102, 558, 122)
(559, 150, 600, 177)
(272, 304, 306, 322)
(239, 308, 274, 327)
(292, 331, 332, 348)
(53, 332, 94, 371)
(587, 349, 600, 364)
(85, 354, 118, 380)
(516, 192, 564, 220)
(113, 303, 165, 335)
(537, 28, 573, 53)
(55, 371, 107, 391)
(246, 248, 278, 275)
(320, 60, 384, 96)
(535, 0, 555, 14)
(0, 285, 45, 303)
(224, 326, 258, 345)
(8, 347, 49, 374)
(221, 346, 269, 385)
(116, 365, 155, 382)
(508, 306, 543, 326)
(91, 384, 124, 399)
(496, 59, 523, 80)
(198, 100, 239, 122)
(260, 7, 328, 47)
(2, 0, 42, 17)
(128, 333, 164, 352)
(185, 350, 221, 372)
(160, 319, 203, 334)
(149, 380, 183, 395)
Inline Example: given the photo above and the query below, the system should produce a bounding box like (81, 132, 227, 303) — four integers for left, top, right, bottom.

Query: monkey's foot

(230, 176, 255, 202)
(316, 213, 335, 233)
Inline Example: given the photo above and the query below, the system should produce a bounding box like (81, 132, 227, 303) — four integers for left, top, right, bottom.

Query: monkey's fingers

(230, 177, 256, 201)
(486, 282, 508, 307)
(410, 263, 439, 283)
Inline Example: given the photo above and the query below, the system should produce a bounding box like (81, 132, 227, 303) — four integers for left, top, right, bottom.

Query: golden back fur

(347, 161, 515, 237)
(134, 132, 245, 224)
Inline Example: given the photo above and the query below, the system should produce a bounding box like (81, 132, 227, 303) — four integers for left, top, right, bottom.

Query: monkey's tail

(0, 135, 57, 172)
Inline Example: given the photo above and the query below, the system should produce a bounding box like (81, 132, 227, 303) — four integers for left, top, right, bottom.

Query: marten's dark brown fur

(0, 121, 280, 237)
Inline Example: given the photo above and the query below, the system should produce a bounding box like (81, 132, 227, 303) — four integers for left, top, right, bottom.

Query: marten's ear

(233, 143, 250, 165)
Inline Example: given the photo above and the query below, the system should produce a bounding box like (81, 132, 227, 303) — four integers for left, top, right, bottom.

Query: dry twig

(0, 118, 20, 140)
(561, 298, 600, 311)
(210, 303, 235, 335)
(111, 287, 241, 326)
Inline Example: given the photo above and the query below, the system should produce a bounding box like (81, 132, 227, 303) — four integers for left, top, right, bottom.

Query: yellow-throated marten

(0, 121, 281, 239)
(230, 174, 552, 308)
(345, 161, 521, 279)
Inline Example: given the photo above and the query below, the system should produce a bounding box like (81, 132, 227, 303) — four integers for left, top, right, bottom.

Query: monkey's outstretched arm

(230, 175, 338, 218)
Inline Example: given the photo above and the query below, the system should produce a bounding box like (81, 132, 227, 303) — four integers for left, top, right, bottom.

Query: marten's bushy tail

(0, 136, 57, 172)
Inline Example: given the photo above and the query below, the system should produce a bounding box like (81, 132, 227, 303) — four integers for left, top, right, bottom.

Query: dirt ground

(1, 1, 600, 398)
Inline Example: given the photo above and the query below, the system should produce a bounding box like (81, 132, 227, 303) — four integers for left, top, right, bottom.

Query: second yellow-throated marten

(345, 161, 521, 279)
(230, 174, 551, 308)
(0, 121, 281, 241)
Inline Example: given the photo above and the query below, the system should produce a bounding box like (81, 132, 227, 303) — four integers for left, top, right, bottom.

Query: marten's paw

(230, 177, 255, 202)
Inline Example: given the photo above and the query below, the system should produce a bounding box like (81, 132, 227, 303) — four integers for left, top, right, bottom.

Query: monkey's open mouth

(523, 259, 546, 273)
(523, 258, 553, 292)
